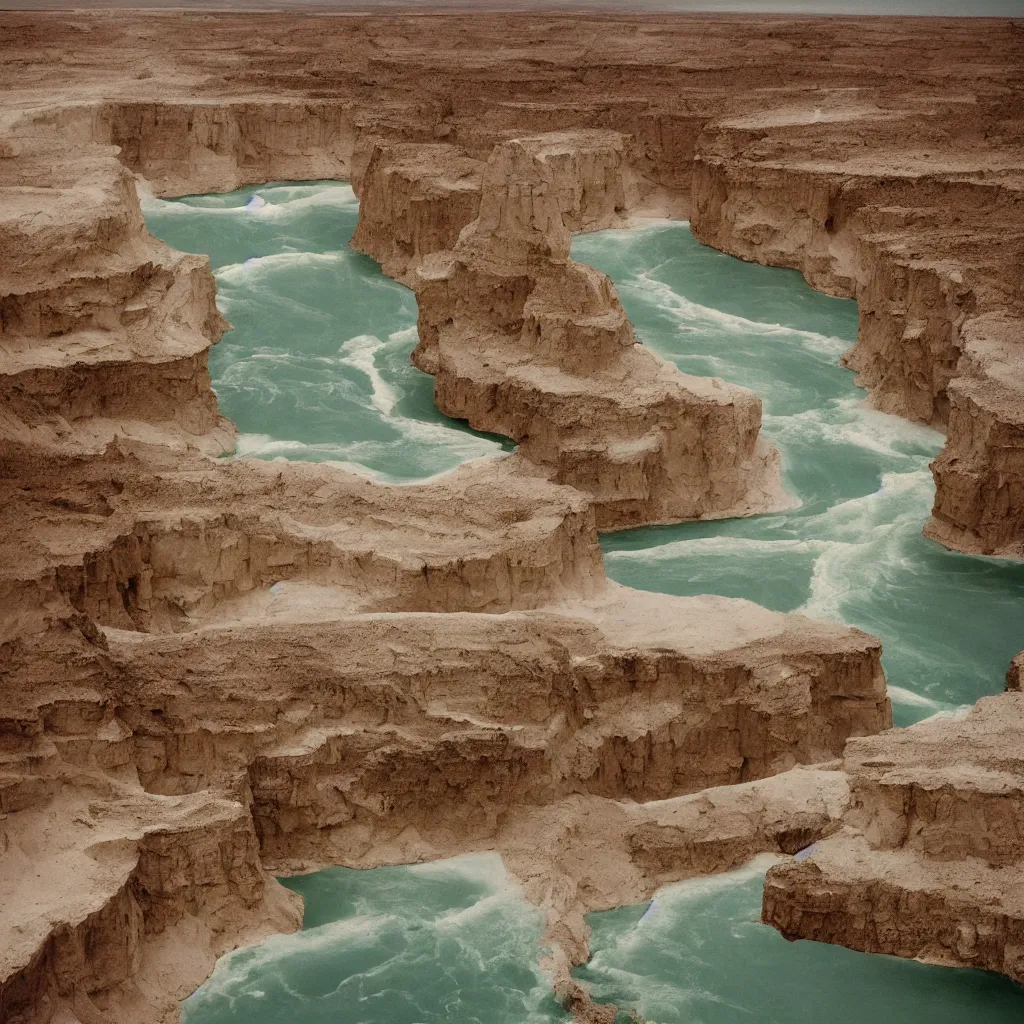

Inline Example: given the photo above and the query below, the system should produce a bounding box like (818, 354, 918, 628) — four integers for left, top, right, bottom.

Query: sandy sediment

(0, 11, 1022, 1023)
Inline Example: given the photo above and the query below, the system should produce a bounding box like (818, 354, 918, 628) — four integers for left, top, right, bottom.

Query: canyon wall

(689, 110, 1024, 555)
(0, 10, 1022, 1022)
(355, 132, 789, 530)
(763, 687, 1024, 982)
(0, 92, 889, 1024)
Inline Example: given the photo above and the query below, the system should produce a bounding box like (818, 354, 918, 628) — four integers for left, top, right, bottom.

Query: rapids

(572, 223, 1024, 727)
(145, 183, 1024, 1024)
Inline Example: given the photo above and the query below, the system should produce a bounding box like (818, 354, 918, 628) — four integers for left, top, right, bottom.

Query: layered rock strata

(689, 109, 1024, 555)
(0, 10, 1022, 1021)
(3, 12, 1022, 549)
(0, 150, 233, 457)
(0, 123, 887, 1015)
(763, 689, 1024, 982)
(355, 133, 789, 530)
(0, 433, 888, 1021)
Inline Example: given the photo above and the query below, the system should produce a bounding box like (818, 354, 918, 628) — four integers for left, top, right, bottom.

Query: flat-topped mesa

(762, 688, 1024, 984)
(690, 109, 1024, 556)
(468, 130, 636, 260)
(9, 585, 886, 862)
(353, 131, 790, 530)
(0, 591, 884, 1024)
(0, 150, 233, 458)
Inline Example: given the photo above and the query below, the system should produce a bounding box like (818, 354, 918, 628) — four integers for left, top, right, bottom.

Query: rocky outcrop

(237, 592, 885, 863)
(356, 132, 790, 530)
(0, 784, 302, 1024)
(1007, 651, 1024, 692)
(0, 441, 887, 1022)
(477, 766, 854, 1014)
(762, 689, 1024, 981)
(690, 109, 1024, 556)
(350, 141, 483, 284)
(0, 150, 232, 458)
(926, 314, 1024, 557)
(1, 11, 1022, 1022)
(0, 418, 885, 1024)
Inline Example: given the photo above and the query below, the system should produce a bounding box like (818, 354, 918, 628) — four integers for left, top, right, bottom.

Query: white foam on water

(803, 469, 934, 541)
(215, 249, 349, 284)
(230, 432, 505, 485)
(604, 535, 828, 564)
(385, 325, 420, 347)
(229, 434, 395, 478)
(580, 856, 779, 1019)
(142, 183, 358, 220)
(799, 538, 869, 621)
(797, 479, 933, 638)
(625, 273, 852, 357)
(599, 856, 779, 960)
(766, 399, 944, 460)
(887, 685, 947, 710)
(334, 330, 506, 465)
(214, 367, 284, 399)
(182, 912, 396, 1012)
(407, 850, 509, 889)
(436, 888, 540, 935)
(398, 419, 505, 460)
(338, 334, 399, 415)
(912, 704, 974, 725)
(656, 853, 779, 905)
(183, 851, 560, 1024)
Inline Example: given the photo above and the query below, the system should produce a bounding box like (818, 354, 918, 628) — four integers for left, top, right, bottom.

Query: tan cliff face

(355, 133, 790, 530)
(688, 110, 1024, 555)
(763, 689, 1024, 982)
(0, 11, 1022, 1024)
(0, 444, 890, 1023)
(0, 152, 232, 457)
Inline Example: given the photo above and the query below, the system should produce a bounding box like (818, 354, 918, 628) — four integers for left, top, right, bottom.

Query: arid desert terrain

(1, 11, 1023, 1023)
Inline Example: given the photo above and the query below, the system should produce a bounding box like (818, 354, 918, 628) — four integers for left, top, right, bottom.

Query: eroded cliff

(689, 106, 1024, 555)
(763, 685, 1024, 982)
(1, 10, 1022, 1023)
(354, 132, 789, 529)
(0, 96, 889, 1024)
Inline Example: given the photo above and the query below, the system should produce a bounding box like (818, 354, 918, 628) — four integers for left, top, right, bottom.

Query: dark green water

(145, 184, 1024, 1024)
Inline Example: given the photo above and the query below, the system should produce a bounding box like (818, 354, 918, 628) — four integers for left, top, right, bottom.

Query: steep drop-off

(354, 133, 789, 529)
(0, 105, 887, 1024)
(1, 11, 1023, 1022)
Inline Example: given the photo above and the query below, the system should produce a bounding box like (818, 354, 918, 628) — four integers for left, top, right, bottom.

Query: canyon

(0, 10, 1022, 1024)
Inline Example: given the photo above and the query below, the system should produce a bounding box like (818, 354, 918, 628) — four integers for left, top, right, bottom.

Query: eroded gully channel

(143, 181, 1024, 1024)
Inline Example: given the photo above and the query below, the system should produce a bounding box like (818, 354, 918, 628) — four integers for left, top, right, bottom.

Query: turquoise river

(144, 181, 1024, 1024)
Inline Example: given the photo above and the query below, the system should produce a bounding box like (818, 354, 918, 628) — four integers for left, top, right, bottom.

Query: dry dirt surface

(0, 11, 1022, 1024)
